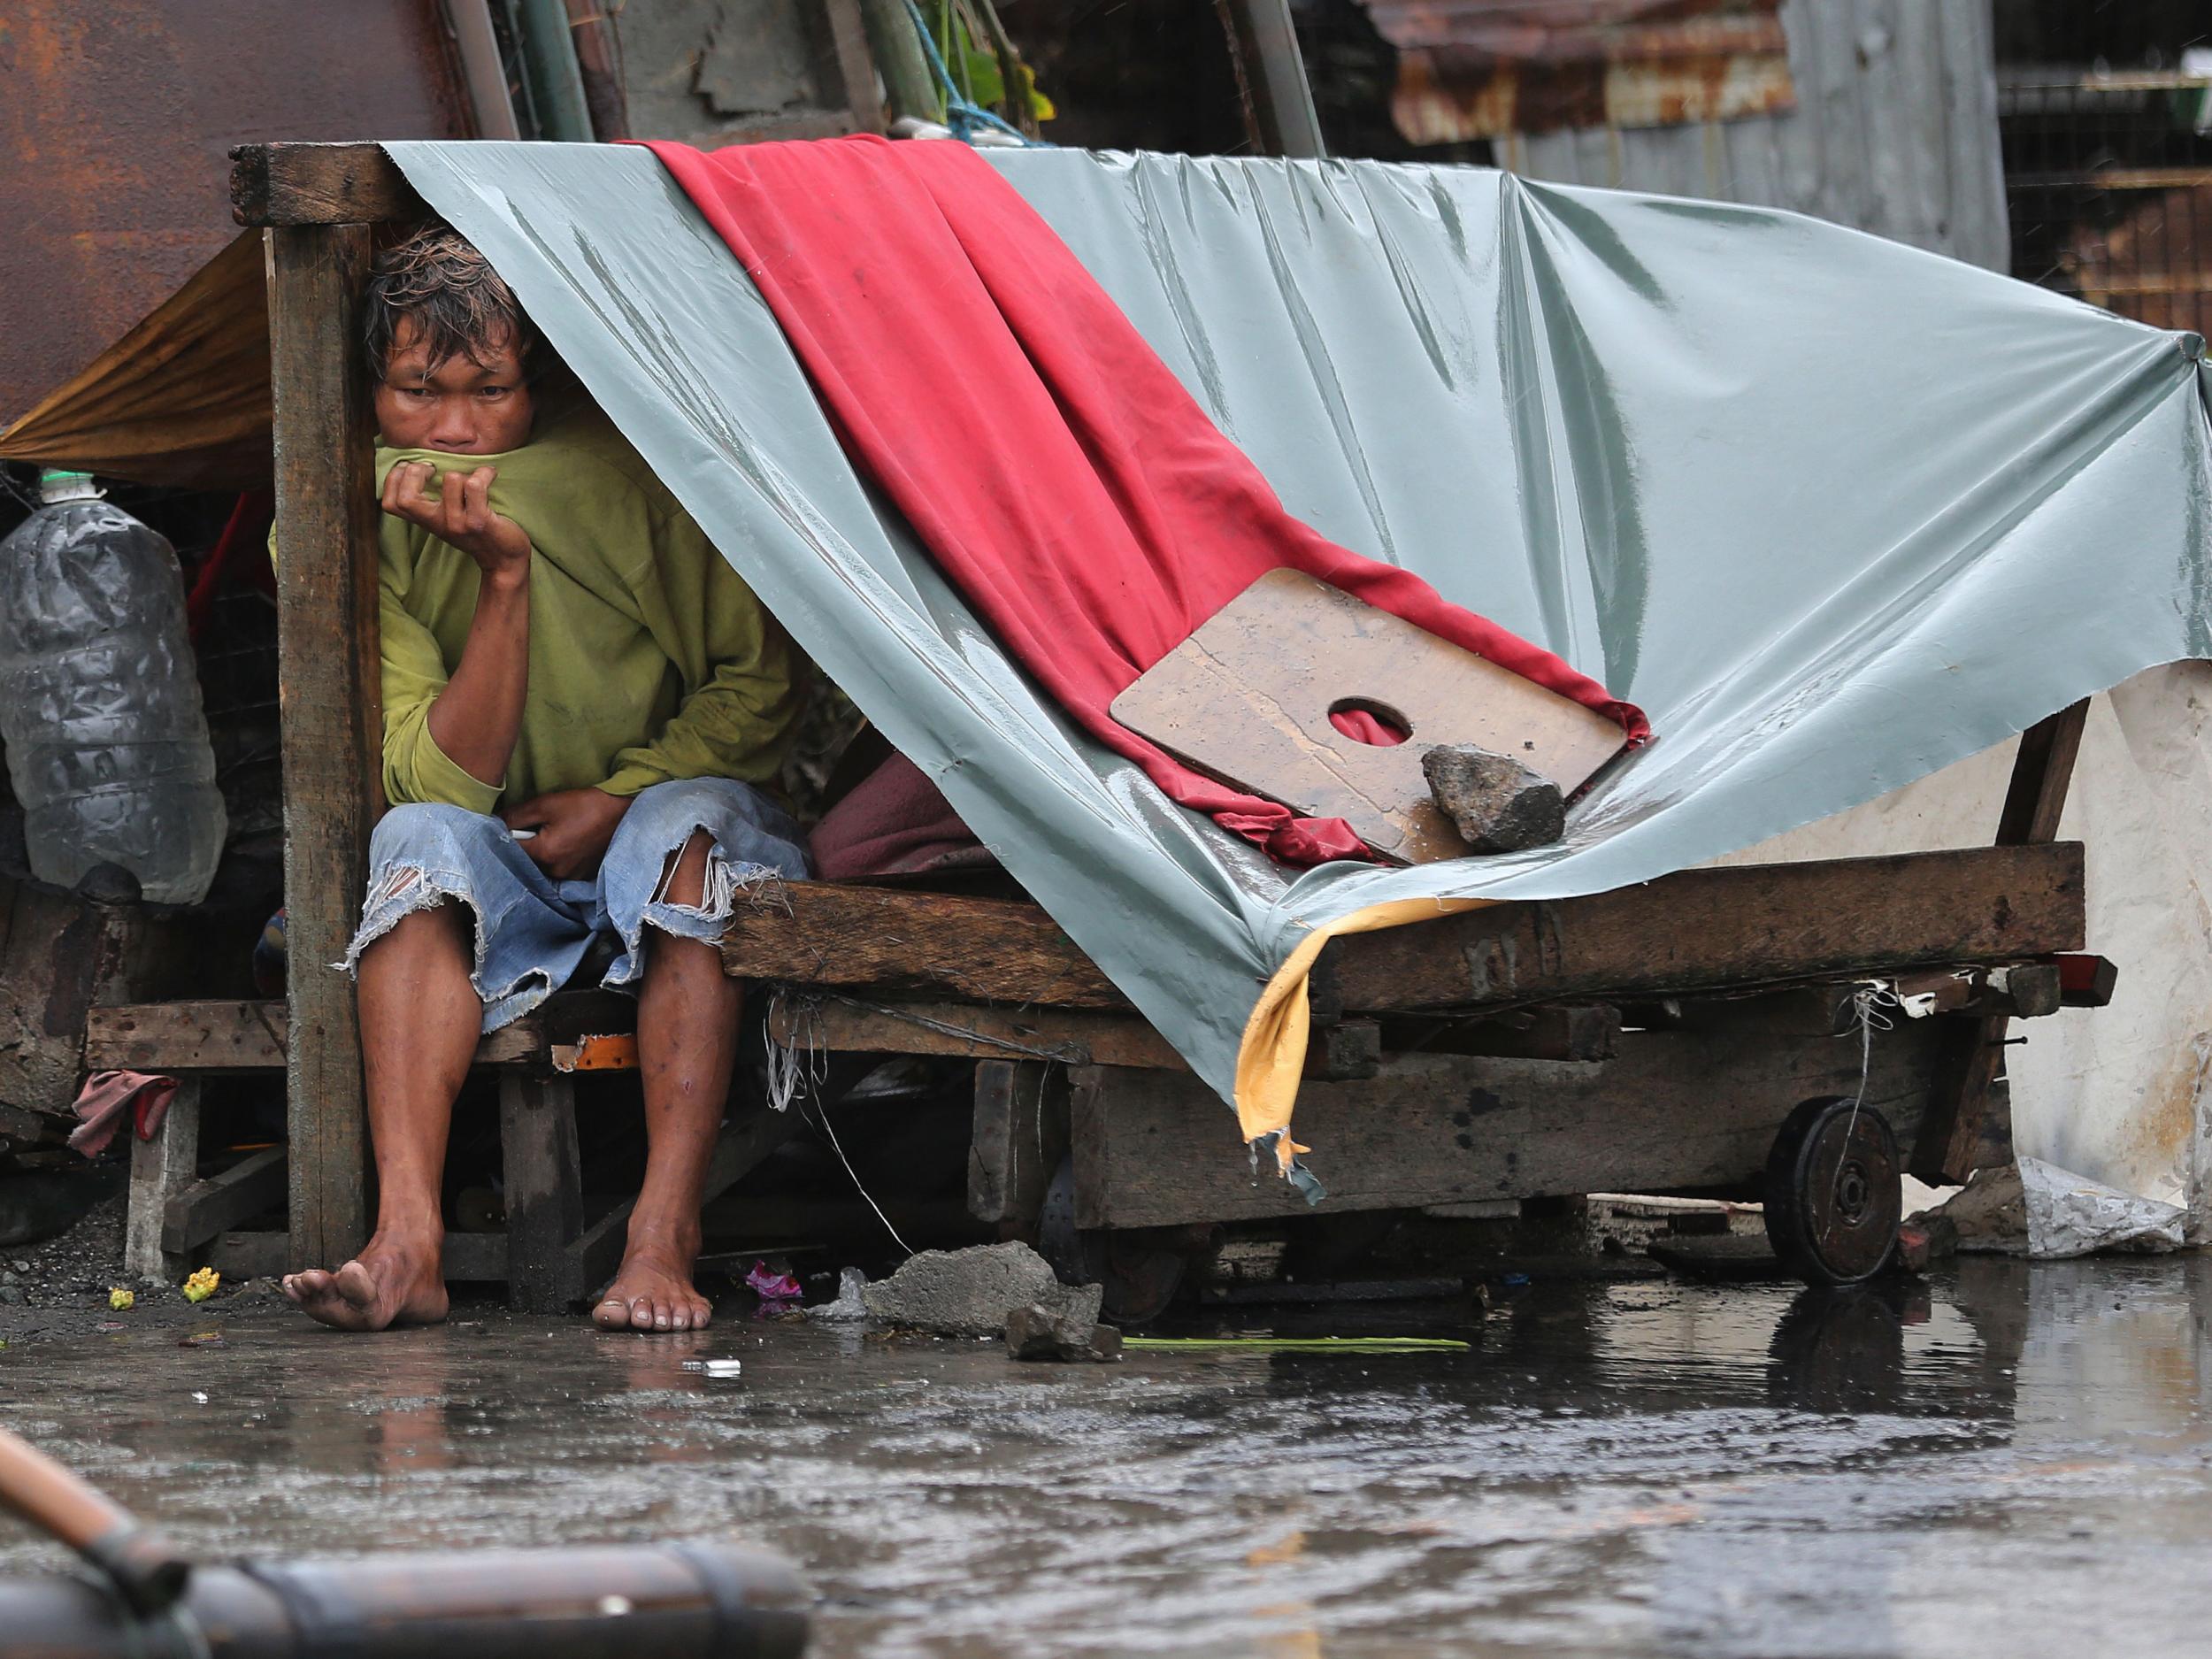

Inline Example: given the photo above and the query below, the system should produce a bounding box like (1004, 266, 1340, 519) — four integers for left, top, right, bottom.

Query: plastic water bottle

(0, 471, 227, 904)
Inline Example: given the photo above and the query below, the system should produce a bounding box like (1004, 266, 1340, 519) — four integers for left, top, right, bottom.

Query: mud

(4, 1256, 2211, 1657)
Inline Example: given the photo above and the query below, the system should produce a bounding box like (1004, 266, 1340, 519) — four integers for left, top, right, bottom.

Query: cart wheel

(1763, 1095, 1901, 1286)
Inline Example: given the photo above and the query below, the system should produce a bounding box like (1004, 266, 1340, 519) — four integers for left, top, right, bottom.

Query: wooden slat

(720, 883, 1125, 1008)
(230, 142, 419, 227)
(1071, 1018, 1947, 1229)
(1321, 842, 2086, 1013)
(84, 995, 634, 1073)
(270, 219, 381, 1273)
(768, 996, 1182, 1069)
(967, 1061, 1070, 1232)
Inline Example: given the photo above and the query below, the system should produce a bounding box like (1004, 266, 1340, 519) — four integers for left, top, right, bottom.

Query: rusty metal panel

(1368, 0, 1794, 142)
(1494, 0, 2012, 273)
(0, 0, 472, 425)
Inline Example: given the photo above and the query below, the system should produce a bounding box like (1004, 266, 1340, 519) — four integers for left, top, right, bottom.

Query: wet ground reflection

(4, 1256, 2209, 1657)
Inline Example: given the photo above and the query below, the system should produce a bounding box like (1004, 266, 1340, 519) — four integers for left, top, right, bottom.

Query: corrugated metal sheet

(1491, 0, 2012, 271)
(1371, 1, 1794, 142)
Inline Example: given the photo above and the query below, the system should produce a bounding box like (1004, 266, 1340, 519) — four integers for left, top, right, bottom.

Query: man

(281, 225, 808, 1334)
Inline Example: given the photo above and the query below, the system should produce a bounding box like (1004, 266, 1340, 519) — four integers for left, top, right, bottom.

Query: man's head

(364, 224, 537, 454)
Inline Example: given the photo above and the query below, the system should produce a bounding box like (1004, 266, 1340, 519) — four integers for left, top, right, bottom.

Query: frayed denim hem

(599, 831, 787, 990)
(339, 862, 558, 1035)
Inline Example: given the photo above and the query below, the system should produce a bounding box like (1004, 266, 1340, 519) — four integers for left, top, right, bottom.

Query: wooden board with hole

(1109, 569, 1627, 861)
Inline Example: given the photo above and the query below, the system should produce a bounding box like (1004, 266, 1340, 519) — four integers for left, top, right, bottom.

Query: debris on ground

(182, 1266, 219, 1302)
(1909, 1159, 2188, 1259)
(860, 1241, 1102, 1338)
(1003, 1302, 1121, 1363)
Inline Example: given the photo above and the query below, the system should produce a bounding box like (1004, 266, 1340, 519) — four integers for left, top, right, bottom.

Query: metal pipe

(0, 1426, 190, 1614)
(514, 0, 595, 141)
(0, 1545, 809, 1658)
(561, 0, 631, 141)
(442, 0, 524, 140)
(1217, 0, 1327, 158)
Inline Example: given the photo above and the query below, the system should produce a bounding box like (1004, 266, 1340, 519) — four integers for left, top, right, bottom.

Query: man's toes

(593, 1297, 630, 1331)
(630, 1296, 656, 1332)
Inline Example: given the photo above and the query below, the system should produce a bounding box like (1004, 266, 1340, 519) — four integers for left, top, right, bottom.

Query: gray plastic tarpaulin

(384, 140, 2212, 1177)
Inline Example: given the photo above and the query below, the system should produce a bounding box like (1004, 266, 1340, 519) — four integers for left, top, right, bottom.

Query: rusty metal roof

(1363, 0, 1794, 144)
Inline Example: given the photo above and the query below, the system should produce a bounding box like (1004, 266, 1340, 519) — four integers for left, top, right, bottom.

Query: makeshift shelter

(5, 138, 2204, 1286)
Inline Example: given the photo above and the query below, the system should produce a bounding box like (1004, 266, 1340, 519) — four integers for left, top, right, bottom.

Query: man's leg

(283, 892, 475, 1330)
(595, 829, 739, 1333)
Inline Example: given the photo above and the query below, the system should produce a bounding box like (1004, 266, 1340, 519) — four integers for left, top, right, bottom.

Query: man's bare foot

(594, 1234, 711, 1333)
(282, 1233, 449, 1332)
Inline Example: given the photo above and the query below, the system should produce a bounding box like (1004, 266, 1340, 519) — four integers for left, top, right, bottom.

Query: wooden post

(125, 1080, 201, 1281)
(267, 222, 381, 1270)
(1911, 699, 2093, 1183)
(1217, 0, 1328, 159)
(500, 1073, 586, 1312)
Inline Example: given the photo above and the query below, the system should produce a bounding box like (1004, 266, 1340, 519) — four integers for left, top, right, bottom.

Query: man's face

(373, 319, 535, 454)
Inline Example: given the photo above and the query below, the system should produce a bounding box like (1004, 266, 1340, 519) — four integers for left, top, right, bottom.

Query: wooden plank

(1914, 703, 2092, 1184)
(126, 1080, 200, 1280)
(1386, 1003, 1623, 1063)
(270, 220, 383, 1272)
(1070, 1018, 1946, 1229)
(229, 142, 418, 227)
(87, 1001, 287, 1072)
(810, 0, 887, 134)
(1110, 569, 1624, 863)
(500, 1074, 585, 1312)
(768, 996, 1182, 1069)
(1323, 841, 2086, 1013)
(214, 1229, 510, 1284)
(85, 993, 635, 1073)
(719, 883, 1125, 1008)
(162, 1145, 287, 1258)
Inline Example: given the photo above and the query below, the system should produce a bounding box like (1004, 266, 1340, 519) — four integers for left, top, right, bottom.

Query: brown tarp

(0, 231, 272, 490)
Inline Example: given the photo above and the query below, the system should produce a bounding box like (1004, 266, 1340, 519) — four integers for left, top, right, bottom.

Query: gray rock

(1421, 745, 1564, 854)
(1004, 1302, 1123, 1363)
(0, 1271, 18, 1286)
(861, 1242, 1102, 1338)
(0, 1286, 22, 1305)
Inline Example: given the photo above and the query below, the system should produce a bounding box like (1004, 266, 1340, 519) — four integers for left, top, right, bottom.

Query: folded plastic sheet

(384, 141, 2212, 1175)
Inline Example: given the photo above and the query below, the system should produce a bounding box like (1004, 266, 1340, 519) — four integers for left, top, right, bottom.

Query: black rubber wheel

(1763, 1095, 1902, 1287)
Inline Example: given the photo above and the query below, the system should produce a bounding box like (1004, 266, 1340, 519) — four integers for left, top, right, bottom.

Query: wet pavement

(4, 1256, 2211, 1658)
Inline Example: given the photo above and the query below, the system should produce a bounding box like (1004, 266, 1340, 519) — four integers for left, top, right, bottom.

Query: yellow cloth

(370, 402, 805, 814)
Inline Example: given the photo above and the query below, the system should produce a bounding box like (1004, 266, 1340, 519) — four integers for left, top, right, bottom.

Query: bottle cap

(36, 469, 101, 503)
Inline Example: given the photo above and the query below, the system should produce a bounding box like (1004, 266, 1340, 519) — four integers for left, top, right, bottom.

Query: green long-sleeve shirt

(370, 402, 805, 815)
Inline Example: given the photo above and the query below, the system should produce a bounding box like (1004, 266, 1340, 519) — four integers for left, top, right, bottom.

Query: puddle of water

(3, 1256, 2209, 1658)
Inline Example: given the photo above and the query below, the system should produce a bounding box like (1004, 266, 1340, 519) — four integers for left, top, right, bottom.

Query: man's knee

(656, 828, 717, 911)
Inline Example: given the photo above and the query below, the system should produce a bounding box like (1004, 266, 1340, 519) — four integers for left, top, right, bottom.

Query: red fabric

(67, 1070, 179, 1159)
(1329, 706, 1409, 747)
(645, 136, 1648, 865)
(809, 751, 994, 879)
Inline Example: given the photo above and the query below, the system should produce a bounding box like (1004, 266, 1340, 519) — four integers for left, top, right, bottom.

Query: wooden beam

(230, 143, 419, 227)
(1321, 842, 2085, 1013)
(269, 221, 383, 1271)
(767, 995, 1182, 1069)
(719, 882, 1125, 1008)
(162, 1145, 287, 1259)
(1070, 1018, 1947, 1229)
(1913, 702, 2093, 1184)
(85, 993, 636, 1073)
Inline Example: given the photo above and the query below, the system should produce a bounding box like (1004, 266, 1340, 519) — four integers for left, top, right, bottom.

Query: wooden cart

(87, 143, 2108, 1306)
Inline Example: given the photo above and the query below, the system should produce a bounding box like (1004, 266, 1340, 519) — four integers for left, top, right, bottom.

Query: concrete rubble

(852, 1241, 1103, 1338)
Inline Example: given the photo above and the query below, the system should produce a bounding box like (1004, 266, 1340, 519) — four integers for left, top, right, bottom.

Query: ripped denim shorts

(342, 777, 811, 1033)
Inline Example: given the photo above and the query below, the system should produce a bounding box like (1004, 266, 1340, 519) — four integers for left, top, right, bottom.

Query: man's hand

(503, 788, 632, 881)
(382, 461, 532, 583)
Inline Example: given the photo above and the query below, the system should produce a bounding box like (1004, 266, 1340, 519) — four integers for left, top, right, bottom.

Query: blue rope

(902, 0, 1049, 146)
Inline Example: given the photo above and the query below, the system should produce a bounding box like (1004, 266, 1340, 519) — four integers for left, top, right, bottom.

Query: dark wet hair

(362, 222, 536, 382)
